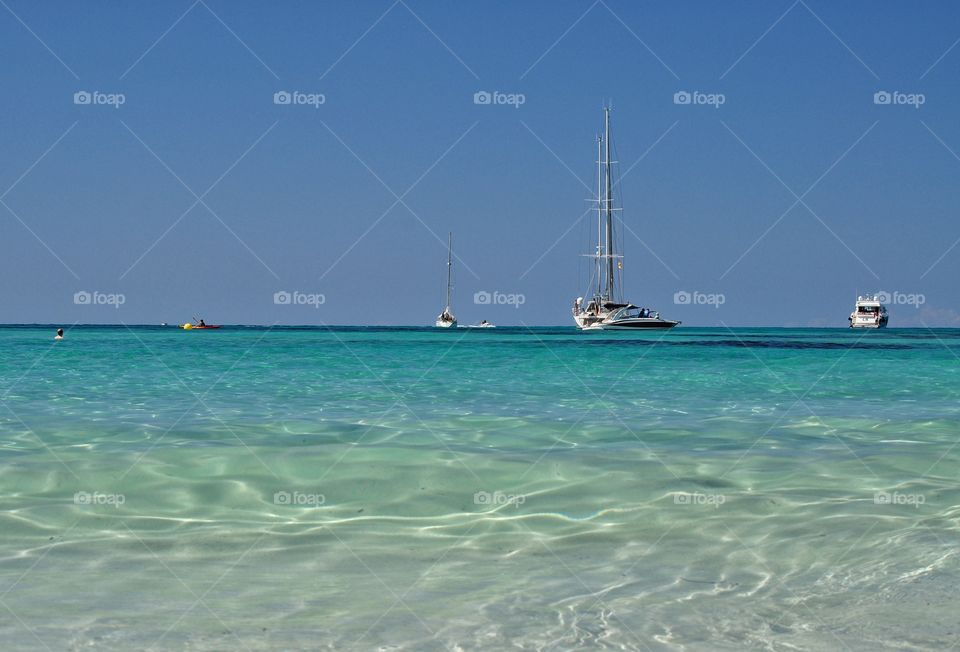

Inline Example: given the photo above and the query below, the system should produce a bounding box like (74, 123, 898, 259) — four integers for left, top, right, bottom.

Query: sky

(1, 0, 960, 327)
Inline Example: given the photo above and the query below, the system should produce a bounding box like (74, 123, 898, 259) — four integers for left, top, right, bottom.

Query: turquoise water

(1, 325, 958, 650)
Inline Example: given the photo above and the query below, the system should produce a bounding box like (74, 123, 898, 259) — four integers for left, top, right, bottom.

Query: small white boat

(435, 233, 457, 328)
(582, 304, 676, 330)
(571, 107, 679, 331)
(849, 294, 888, 328)
(463, 320, 495, 328)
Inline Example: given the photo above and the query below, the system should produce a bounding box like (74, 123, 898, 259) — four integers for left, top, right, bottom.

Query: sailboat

(572, 107, 679, 330)
(435, 232, 457, 328)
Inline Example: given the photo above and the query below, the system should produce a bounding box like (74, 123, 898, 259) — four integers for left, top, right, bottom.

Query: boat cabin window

(616, 306, 649, 319)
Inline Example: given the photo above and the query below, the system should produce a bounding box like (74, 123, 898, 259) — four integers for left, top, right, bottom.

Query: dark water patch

(531, 338, 919, 351)
(688, 339, 916, 350)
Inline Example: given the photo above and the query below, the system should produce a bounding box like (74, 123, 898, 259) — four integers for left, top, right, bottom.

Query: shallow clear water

(1, 325, 958, 650)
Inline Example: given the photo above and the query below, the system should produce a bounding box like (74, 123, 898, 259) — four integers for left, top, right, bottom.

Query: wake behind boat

(572, 107, 679, 331)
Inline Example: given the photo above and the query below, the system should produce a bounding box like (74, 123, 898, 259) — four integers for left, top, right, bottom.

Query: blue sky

(2, 0, 960, 326)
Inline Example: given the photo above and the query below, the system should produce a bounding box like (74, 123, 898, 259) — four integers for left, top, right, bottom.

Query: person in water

(54, 328, 63, 340)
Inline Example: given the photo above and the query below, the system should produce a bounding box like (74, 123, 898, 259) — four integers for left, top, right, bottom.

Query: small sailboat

(572, 107, 679, 330)
(435, 233, 457, 328)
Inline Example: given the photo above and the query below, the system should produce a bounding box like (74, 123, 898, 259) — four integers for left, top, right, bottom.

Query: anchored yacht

(572, 107, 679, 330)
(849, 294, 888, 328)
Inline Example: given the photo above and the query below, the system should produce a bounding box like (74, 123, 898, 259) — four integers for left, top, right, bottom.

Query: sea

(1, 325, 958, 650)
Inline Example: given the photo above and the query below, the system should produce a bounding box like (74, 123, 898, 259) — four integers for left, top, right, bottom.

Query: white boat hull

(849, 295, 888, 328)
(592, 318, 680, 330)
(574, 313, 605, 329)
(574, 304, 679, 330)
(435, 233, 457, 329)
(850, 318, 887, 329)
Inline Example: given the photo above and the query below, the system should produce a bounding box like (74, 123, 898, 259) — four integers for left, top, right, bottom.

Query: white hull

(435, 318, 457, 328)
(573, 313, 606, 329)
(849, 294, 888, 328)
(577, 318, 679, 330)
(574, 304, 679, 330)
(591, 318, 679, 330)
(850, 319, 887, 329)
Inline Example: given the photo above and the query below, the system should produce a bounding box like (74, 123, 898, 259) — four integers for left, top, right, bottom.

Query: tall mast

(596, 134, 603, 298)
(445, 232, 453, 310)
(604, 106, 615, 302)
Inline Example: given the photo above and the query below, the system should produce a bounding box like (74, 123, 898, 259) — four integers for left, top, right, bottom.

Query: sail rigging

(435, 232, 457, 327)
(572, 106, 679, 330)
